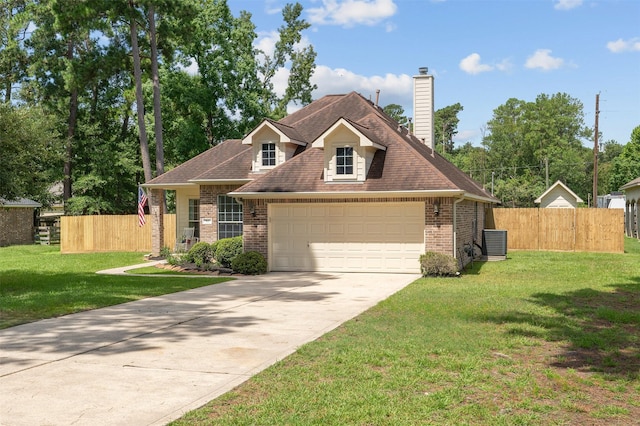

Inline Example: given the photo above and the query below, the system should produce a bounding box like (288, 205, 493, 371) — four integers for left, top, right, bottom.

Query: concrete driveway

(0, 271, 417, 426)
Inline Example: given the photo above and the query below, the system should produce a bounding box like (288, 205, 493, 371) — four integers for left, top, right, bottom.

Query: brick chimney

(413, 67, 434, 149)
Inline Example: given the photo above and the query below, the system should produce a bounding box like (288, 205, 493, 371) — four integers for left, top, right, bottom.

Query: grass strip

(0, 245, 232, 329)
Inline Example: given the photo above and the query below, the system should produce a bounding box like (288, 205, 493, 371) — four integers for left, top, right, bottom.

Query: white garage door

(269, 202, 424, 273)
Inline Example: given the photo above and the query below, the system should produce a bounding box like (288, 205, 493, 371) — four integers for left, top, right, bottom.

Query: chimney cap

(418, 67, 428, 75)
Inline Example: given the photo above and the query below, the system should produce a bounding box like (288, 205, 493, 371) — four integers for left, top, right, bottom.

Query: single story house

(145, 70, 499, 273)
(621, 177, 640, 239)
(534, 180, 583, 208)
(0, 198, 41, 247)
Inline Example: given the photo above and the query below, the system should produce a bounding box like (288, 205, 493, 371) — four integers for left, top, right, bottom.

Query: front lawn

(0, 245, 232, 329)
(173, 239, 640, 425)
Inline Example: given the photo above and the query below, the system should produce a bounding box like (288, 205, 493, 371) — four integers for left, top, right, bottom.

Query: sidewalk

(0, 272, 417, 426)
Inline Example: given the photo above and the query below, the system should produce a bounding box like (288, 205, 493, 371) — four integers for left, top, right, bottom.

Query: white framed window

(336, 146, 354, 175)
(262, 143, 276, 166)
(188, 199, 200, 238)
(217, 195, 243, 239)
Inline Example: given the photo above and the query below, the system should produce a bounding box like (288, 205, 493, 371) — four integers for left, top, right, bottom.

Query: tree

(257, 2, 317, 118)
(0, 0, 31, 102)
(24, 0, 112, 203)
(450, 142, 488, 187)
(0, 104, 63, 202)
(608, 125, 640, 191)
(434, 103, 463, 154)
(127, 0, 153, 183)
(597, 139, 625, 194)
(482, 93, 592, 205)
(382, 103, 407, 126)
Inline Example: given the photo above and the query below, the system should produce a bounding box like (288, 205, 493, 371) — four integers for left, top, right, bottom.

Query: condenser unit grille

(482, 230, 508, 257)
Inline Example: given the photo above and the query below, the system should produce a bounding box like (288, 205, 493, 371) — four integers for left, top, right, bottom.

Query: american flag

(138, 186, 148, 226)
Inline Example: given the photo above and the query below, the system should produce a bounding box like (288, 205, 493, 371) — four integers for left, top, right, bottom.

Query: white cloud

(525, 49, 565, 71)
(495, 58, 513, 72)
(308, 65, 411, 106)
(454, 129, 481, 144)
(308, 0, 398, 27)
(255, 31, 279, 57)
(554, 0, 583, 10)
(264, 0, 281, 15)
(459, 53, 494, 75)
(607, 38, 640, 53)
(178, 58, 199, 76)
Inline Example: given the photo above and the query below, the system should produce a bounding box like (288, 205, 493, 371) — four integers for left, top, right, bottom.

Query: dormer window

(243, 120, 307, 173)
(336, 147, 354, 175)
(262, 143, 276, 166)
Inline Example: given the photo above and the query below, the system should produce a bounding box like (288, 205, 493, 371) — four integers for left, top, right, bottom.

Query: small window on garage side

(336, 146, 353, 175)
(262, 143, 276, 166)
(217, 195, 243, 239)
(188, 199, 200, 238)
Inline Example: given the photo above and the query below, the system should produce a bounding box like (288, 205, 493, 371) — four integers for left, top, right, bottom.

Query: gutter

(228, 189, 467, 199)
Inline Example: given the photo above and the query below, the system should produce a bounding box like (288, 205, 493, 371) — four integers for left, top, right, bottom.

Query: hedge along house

(144, 70, 499, 273)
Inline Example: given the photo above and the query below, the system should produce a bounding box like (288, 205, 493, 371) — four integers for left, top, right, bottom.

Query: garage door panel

(327, 206, 344, 216)
(270, 203, 424, 273)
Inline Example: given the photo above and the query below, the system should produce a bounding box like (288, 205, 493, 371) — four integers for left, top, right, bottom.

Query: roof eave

(142, 183, 198, 189)
(189, 179, 252, 185)
(229, 189, 474, 199)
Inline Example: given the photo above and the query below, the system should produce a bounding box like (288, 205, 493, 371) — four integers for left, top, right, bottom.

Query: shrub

(159, 246, 172, 259)
(231, 251, 267, 275)
(419, 252, 459, 277)
(214, 236, 243, 268)
(187, 242, 214, 267)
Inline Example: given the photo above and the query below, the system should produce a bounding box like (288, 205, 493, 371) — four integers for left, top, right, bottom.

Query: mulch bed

(154, 262, 236, 275)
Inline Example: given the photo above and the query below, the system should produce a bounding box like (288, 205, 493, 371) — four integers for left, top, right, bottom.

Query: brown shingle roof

(146, 92, 497, 202)
(234, 93, 496, 201)
(145, 140, 250, 186)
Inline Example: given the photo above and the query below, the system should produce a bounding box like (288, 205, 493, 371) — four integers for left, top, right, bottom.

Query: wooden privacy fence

(492, 208, 624, 253)
(61, 214, 176, 253)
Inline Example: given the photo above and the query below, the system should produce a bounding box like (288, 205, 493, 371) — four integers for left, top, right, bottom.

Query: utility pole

(593, 94, 600, 208)
(545, 157, 549, 189)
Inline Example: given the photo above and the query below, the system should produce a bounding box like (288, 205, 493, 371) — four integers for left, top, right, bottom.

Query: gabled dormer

(311, 118, 386, 183)
(242, 119, 306, 173)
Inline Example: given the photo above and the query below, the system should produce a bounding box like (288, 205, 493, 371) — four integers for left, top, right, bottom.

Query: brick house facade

(145, 78, 498, 272)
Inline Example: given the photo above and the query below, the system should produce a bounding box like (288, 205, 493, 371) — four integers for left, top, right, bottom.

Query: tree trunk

(148, 5, 164, 177)
(129, 0, 153, 183)
(63, 40, 78, 202)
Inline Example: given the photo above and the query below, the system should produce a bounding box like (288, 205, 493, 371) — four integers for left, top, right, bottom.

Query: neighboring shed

(535, 180, 584, 208)
(621, 177, 640, 239)
(0, 198, 41, 247)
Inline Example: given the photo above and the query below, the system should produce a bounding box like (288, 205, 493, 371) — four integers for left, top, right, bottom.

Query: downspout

(452, 195, 465, 260)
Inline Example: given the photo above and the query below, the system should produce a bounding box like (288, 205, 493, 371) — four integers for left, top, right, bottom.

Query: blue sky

(228, 0, 640, 148)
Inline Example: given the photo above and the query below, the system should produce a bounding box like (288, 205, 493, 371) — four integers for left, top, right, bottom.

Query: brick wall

(150, 189, 165, 257)
(424, 198, 454, 256)
(199, 184, 243, 243)
(243, 199, 268, 258)
(454, 200, 488, 267)
(0, 208, 36, 247)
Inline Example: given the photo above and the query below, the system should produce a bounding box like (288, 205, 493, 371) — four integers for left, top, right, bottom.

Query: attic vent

(482, 229, 508, 258)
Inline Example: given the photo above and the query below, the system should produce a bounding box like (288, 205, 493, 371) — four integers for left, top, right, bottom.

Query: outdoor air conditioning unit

(482, 229, 508, 258)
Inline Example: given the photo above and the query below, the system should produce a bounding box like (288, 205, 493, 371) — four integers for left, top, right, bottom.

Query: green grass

(172, 239, 640, 425)
(0, 245, 233, 329)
